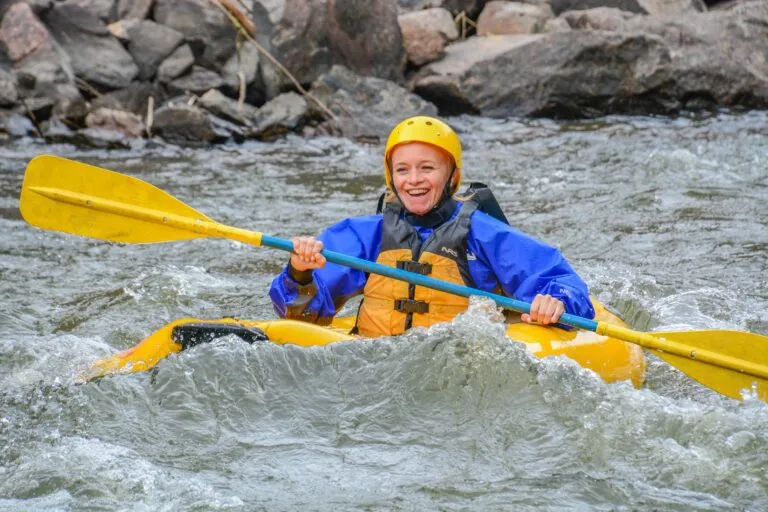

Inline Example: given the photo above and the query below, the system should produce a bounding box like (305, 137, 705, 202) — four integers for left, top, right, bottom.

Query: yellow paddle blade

(650, 330, 768, 401)
(20, 154, 212, 243)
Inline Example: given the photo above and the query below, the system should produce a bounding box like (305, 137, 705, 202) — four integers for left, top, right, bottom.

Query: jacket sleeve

(467, 212, 595, 320)
(269, 216, 383, 324)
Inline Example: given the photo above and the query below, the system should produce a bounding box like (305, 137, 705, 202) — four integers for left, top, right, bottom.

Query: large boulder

(122, 20, 185, 80)
(154, 0, 238, 72)
(398, 8, 459, 66)
(85, 106, 145, 137)
(90, 82, 167, 115)
(477, 1, 554, 35)
(157, 44, 196, 83)
(246, 91, 311, 140)
(116, 0, 154, 20)
(151, 103, 217, 145)
(0, 2, 87, 123)
(41, 2, 138, 90)
(0, 66, 18, 107)
(199, 88, 260, 126)
(167, 65, 224, 95)
(69, 0, 118, 22)
(308, 65, 437, 141)
(220, 40, 267, 106)
(410, 1, 768, 117)
(252, 0, 405, 96)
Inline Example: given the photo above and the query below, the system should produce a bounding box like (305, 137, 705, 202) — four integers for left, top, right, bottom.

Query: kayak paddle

(19, 155, 768, 401)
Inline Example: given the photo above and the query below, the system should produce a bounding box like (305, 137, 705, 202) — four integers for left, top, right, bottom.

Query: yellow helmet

(384, 116, 462, 194)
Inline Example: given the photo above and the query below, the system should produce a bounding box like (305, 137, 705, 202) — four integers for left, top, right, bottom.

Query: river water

(1, 112, 766, 510)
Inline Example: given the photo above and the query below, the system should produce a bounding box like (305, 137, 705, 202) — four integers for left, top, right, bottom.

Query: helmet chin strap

(432, 165, 457, 212)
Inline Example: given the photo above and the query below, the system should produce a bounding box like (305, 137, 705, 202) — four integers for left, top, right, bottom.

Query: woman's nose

(405, 168, 422, 183)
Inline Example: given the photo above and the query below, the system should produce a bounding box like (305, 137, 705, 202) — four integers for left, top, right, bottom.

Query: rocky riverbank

(0, 0, 766, 148)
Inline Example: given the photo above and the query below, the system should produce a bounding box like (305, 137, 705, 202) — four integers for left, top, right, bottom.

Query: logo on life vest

(440, 246, 458, 258)
(467, 250, 477, 261)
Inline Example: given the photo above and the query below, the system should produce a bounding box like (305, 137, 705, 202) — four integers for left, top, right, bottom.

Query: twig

(454, 11, 476, 40)
(237, 70, 246, 112)
(146, 96, 154, 138)
(209, 0, 338, 121)
(18, 97, 43, 137)
(233, 0, 252, 15)
(74, 77, 102, 98)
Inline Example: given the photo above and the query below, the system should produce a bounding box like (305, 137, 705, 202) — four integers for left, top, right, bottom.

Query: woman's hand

(521, 294, 565, 325)
(290, 236, 327, 272)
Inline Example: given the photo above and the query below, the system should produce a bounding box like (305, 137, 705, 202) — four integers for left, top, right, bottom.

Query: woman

(270, 116, 595, 337)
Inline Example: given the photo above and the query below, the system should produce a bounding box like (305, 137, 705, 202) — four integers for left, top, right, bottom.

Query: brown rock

(398, 8, 459, 66)
(86, 107, 145, 137)
(477, 1, 554, 36)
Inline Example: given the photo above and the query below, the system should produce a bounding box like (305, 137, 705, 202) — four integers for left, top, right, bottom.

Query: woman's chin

(403, 203, 432, 216)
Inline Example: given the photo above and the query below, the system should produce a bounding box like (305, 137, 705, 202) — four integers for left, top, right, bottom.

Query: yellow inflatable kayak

(84, 299, 646, 387)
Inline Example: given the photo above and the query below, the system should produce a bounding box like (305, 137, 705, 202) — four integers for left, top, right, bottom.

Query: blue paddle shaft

(261, 235, 599, 332)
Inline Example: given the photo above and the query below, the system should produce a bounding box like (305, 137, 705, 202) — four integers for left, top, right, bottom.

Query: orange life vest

(356, 199, 479, 337)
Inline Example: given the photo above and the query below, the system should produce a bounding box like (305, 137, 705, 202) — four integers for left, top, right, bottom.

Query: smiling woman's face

(390, 142, 454, 216)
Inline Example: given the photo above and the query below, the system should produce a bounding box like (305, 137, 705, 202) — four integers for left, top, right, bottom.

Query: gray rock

(117, 0, 154, 19)
(199, 88, 259, 126)
(477, 1, 554, 35)
(70, 0, 118, 23)
(90, 82, 166, 115)
(0, 112, 39, 138)
(253, 0, 405, 94)
(0, 3, 88, 123)
(210, 115, 245, 144)
(51, 81, 89, 125)
(410, 32, 673, 117)
(560, 7, 638, 31)
(0, 67, 18, 107)
(124, 20, 185, 80)
(411, 2, 768, 118)
(638, 0, 705, 16)
(220, 40, 265, 105)
(151, 103, 216, 145)
(106, 18, 140, 41)
(41, 2, 138, 90)
(157, 44, 196, 84)
(168, 65, 224, 95)
(309, 65, 437, 141)
(247, 91, 310, 141)
(154, 0, 238, 72)
(18, 95, 55, 121)
(85, 106, 145, 137)
(327, 0, 406, 83)
(46, 123, 133, 148)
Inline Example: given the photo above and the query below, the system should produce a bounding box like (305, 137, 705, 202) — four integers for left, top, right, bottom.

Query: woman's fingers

(290, 237, 325, 271)
(521, 294, 565, 325)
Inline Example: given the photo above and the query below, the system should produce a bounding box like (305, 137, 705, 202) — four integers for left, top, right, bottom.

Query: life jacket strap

(396, 260, 433, 275)
(394, 298, 430, 314)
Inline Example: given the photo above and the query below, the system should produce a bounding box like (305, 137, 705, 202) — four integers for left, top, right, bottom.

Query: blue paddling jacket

(269, 198, 595, 331)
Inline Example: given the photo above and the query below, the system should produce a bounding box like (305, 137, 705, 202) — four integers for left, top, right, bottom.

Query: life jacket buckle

(394, 298, 430, 314)
(396, 260, 432, 275)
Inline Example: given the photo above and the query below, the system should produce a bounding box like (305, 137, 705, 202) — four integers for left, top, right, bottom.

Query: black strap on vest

(462, 182, 509, 225)
(396, 260, 432, 275)
(394, 298, 429, 314)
